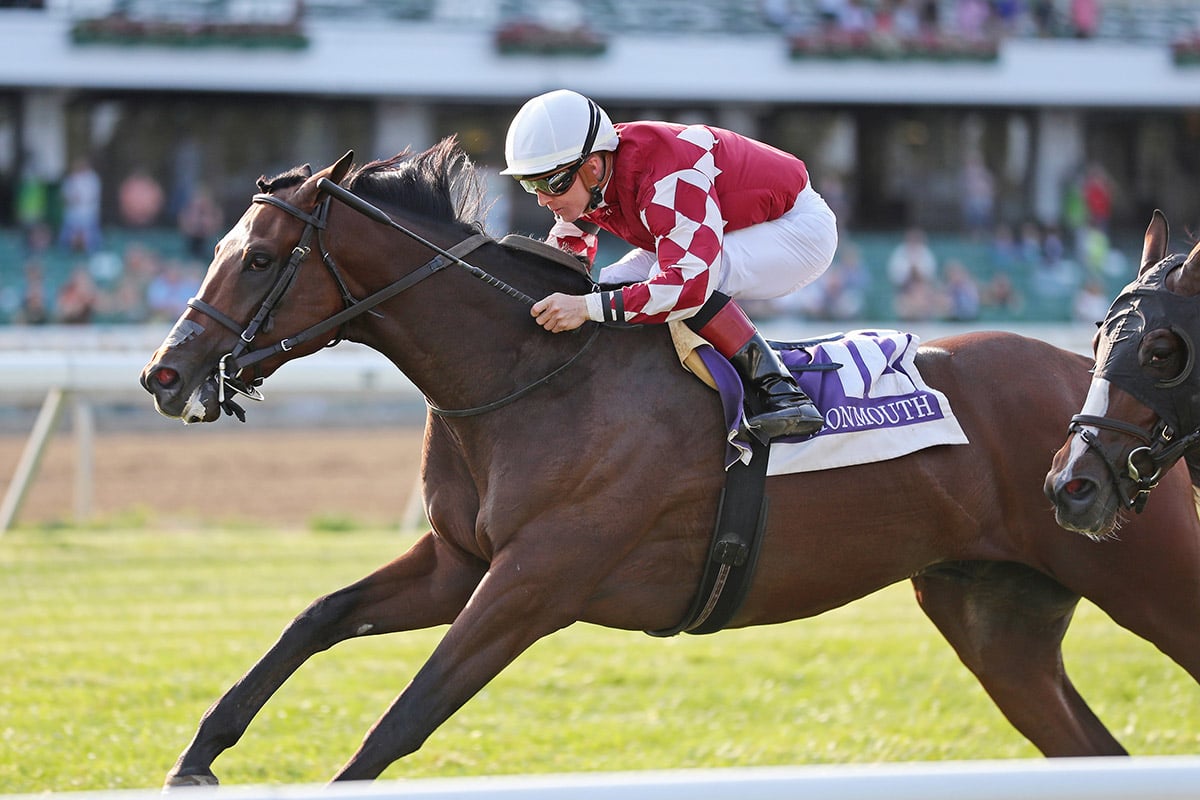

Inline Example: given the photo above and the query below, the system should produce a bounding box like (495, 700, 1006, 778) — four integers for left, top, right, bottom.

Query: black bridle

(1066, 413, 1200, 513)
(185, 177, 600, 420)
(1066, 253, 1200, 512)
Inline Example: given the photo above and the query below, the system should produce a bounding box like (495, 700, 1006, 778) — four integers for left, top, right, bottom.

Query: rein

(186, 177, 599, 420)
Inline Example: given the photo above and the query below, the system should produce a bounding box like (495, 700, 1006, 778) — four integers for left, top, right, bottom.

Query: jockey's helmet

(501, 89, 619, 178)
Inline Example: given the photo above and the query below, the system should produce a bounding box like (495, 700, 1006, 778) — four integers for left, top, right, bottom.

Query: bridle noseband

(184, 177, 599, 420)
(1065, 413, 1194, 512)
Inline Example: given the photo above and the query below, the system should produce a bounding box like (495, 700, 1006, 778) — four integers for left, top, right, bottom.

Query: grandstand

(0, 0, 1197, 328)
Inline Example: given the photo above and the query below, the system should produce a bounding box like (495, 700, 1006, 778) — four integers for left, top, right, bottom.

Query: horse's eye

(246, 252, 274, 271)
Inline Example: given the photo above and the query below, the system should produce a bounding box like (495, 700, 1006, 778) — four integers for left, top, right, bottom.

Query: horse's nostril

(154, 367, 180, 388)
(1063, 477, 1090, 497)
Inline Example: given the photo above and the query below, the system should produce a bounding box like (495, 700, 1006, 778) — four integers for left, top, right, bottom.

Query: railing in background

(0, 341, 421, 533)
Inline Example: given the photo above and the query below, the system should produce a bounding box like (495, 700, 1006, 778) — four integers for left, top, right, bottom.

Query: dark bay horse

(141, 140, 1200, 786)
(1046, 210, 1200, 537)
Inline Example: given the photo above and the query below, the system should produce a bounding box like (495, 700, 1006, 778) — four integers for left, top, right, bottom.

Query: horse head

(1045, 210, 1200, 537)
(141, 151, 356, 423)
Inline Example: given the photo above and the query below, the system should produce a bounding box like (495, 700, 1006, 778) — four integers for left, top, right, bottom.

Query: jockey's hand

(532, 292, 588, 333)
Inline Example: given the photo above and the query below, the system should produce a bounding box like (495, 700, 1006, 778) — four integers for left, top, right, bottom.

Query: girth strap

(647, 433, 771, 637)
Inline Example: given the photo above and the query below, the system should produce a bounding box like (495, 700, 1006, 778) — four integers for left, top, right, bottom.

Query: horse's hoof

(164, 771, 219, 791)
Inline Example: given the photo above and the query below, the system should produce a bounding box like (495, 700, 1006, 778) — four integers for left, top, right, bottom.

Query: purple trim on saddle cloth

(703, 330, 970, 475)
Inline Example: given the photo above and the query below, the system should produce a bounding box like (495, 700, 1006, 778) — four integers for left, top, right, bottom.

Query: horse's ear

(1140, 209, 1169, 276)
(1179, 240, 1200, 297)
(329, 150, 354, 185)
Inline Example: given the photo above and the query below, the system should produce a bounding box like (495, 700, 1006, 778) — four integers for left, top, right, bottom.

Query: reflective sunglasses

(518, 159, 584, 196)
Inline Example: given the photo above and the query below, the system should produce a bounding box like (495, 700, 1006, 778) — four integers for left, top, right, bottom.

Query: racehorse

(141, 140, 1200, 786)
(1046, 210, 1200, 538)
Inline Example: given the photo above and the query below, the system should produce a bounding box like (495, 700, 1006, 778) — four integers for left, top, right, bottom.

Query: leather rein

(186, 177, 600, 420)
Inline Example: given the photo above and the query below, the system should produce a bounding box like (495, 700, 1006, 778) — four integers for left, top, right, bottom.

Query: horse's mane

(345, 137, 488, 236)
(255, 136, 488, 237)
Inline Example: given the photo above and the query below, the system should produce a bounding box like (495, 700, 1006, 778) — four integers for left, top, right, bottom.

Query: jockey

(501, 89, 838, 440)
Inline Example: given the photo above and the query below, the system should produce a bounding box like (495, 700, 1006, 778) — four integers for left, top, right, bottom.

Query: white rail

(4, 758, 1200, 800)
(0, 346, 420, 532)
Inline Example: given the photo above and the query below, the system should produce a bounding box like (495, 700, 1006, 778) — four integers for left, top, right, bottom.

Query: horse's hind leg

(911, 562, 1126, 757)
(165, 532, 484, 788)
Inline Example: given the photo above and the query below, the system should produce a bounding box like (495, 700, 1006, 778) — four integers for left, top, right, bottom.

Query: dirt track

(0, 425, 427, 529)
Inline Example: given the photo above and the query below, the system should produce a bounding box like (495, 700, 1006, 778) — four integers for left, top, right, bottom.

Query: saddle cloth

(668, 324, 969, 475)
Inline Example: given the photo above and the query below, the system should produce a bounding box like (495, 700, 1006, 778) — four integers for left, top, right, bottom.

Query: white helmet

(501, 89, 619, 176)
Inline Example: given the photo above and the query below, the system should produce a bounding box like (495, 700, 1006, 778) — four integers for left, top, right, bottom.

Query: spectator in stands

(146, 260, 202, 322)
(886, 226, 938, 290)
(1070, 0, 1100, 38)
(1030, 0, 1057, 36)
(982, 272, 1024, 319)
(988, 222, 1020, 273)
(15, 261, 50, 325)
(775, 239, 870, 321)
(501, 88, 836, 439)
(58, 155, 103, 254)
(955, 0, 991, 42)
(943, 259, 981, 321)
(1081, 161, 1114, 230)
(894, 271, 946, 321)
(960, 153, 995, 238)
(1072, 278, 1110, 324)
(817, 240, 870, 320)
(55, 265, 100, 324)
(118, 166, 165, 227)
(177, 184, 224, 259)
(15, 154, 49, 239)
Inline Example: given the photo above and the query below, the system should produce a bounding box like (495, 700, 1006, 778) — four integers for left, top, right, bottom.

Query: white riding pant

(599, 183, 839, 302)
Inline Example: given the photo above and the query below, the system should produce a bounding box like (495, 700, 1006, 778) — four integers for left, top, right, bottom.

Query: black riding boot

(727, 332, 825, 440)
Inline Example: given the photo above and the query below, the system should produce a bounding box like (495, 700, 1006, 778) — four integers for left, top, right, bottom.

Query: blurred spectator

(778, 240, 870, 321)
(1069, 0, 1100, 38)
(982, 272, 1025, 318)
(146, 260, 202, 321)
(1081, 162, 1114, 230)
(887, 227, 938, 289)
(1031, 243, 1080, 301)
(955, 0, 991, 41)
(943, 259, 981, 321)
(1030, 0, 1057, 35)
(1077, 222, 1112, 278)
(838, 0, 874, 34)
(118, 166, 165, 227)
(960, 153, 995, 238)
(15, 261, 50, 325)
(894, 272, 946, 321)
(988, 222, 1020, 273)
(15, 155, 49, 237)
(1073, 279, 1111, 324)
(58, 155, 103, 254)
(991, 0, 1024, 34)
(55, 265, 100, 324)
(177, 184, 224, 259)
(1017, 220, 1044, 264)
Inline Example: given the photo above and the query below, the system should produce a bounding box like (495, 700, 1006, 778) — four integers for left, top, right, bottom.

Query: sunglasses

(518, 159, 584, 196)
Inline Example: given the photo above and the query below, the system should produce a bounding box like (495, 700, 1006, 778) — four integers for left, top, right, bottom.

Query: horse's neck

(353, 243, 595, 415)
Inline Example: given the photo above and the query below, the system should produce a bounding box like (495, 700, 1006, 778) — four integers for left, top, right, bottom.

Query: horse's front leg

(165, 531, 485, 788)
(330, 545, 588, 781)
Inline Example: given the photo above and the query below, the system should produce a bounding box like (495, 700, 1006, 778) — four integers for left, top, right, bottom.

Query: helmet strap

(581, 152, 610, 213)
